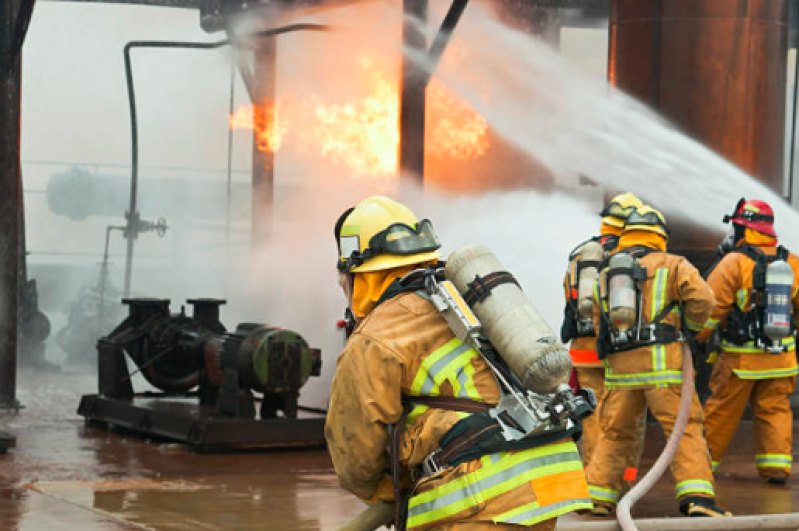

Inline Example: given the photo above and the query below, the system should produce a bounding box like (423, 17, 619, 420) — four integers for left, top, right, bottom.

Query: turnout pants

(703, 356, 796, 480)
(585, 385, 715, 507)
(575, 367, 644, 480)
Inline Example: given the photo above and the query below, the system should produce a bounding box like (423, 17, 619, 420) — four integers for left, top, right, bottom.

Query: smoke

(21, 0, 798, 413)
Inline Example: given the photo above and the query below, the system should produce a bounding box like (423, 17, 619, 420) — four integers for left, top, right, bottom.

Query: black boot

(767, 477, 788, 485)
(679, 496, 731, 517)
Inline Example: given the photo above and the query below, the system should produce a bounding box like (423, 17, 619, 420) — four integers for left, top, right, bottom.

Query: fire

(229, 59, 489, 177)
(229, 103, 286, 153)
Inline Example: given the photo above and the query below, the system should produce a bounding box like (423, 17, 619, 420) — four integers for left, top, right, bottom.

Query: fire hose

(616, 342, 694, 531)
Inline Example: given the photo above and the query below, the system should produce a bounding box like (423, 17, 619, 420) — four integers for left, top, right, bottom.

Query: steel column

(398, 0, 428, 187)
(251, 39, 276, 248)
(0, 0, 22, 409)
(609, 0, 789, 250)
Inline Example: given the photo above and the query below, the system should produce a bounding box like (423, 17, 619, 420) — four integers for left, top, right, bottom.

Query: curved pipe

(122, 23, 330, 297)
(616, 342, 695, 530)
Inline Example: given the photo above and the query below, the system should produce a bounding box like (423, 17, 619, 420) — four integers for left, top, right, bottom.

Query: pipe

(336, 500, 395, 531)
(121, 23, 329, 297)
(423, 0, 469, 86)
(616, 342, 694, 530)
(556, 513, 799, 531)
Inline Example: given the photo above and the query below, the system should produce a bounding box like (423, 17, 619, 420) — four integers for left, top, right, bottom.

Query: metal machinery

(78, 297, 324, 447)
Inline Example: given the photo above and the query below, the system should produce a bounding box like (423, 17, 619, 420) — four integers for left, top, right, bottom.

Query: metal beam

(250, 39, 276, 247)
(0, 0, 22, 411)
(398, 0, 428, 187)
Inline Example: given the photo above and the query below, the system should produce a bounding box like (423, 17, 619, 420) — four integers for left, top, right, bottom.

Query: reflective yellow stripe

(755, 454, 793, 469)
(732, 366, 799, 380)
(736, 289, 750, 310)
(406, 339, 484, 424)
(648, 269, 669, 379)
(409, 339, 481, 397)
(407, 442, 584, 528)
(711, 461, 720, 472)
(605, 370, 682, 388)
(494, 498, 593, 525)
(685, 316, 703, 331)
(650, 268, 669, 321)
(652, 344, 666, 375)
(701, 317, 721, 335)
(722, 337, 796, 355)
(588, 485, 620, 503)
(675, 479, 715, 498)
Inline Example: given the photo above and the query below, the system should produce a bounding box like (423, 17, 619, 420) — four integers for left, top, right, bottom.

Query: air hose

(616, 342, 695, 530)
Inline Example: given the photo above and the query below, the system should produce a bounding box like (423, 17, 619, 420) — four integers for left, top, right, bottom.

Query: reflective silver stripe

(408, 451, 581, 519)
(416, 342, 473, 395)
(733, 367, 799, 379)
(454, 364, 472, 399)
(651, 268, 669, 321)
(675, 480, 714, 497)
(605, 371, 682, 387)
(589, 487, 620, 503)
(498, 498, 593, 525)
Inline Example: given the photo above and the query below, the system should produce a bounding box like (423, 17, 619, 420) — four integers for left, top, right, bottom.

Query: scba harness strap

(597, 247, 684, 358)
(722, 245, 793, 352)
(562, 236, 619, 342)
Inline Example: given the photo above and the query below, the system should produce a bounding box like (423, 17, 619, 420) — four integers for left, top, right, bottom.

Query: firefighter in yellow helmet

(561, 192, 645, 474)
(326, 196, 592, 531)
(697, 199, 799, 484)
(584, 206, 730, 517)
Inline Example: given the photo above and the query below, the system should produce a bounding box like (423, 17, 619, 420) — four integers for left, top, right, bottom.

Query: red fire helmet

(723, 198, 776, 237)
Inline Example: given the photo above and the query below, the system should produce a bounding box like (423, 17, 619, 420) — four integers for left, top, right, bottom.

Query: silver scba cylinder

(445, 245, 572, 394)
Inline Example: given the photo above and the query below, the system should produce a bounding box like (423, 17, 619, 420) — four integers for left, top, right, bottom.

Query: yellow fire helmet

(623, 205, 670, 239)
(334, 196, 442, 273)
(601, 192, 643, 228)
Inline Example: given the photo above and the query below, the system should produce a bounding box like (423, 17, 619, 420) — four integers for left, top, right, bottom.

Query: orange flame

(229, 59, 489, 177)
(229, 103, 286, 153)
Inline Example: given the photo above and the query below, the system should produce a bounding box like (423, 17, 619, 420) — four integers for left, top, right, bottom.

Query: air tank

(577, 241, 604, 320)
(608, 253, 637, 332)
(764, 260, 795, 342)
(445, 245, 571, 394)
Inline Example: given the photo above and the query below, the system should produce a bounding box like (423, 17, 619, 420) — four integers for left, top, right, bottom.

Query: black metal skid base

(0, 431, 15, 453)
(78, 394, 326, 448)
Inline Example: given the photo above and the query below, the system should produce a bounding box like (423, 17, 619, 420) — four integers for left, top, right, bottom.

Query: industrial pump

(96, 298, 321, 420)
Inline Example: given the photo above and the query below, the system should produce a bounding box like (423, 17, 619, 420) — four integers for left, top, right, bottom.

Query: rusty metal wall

(609, 0, 789, 249)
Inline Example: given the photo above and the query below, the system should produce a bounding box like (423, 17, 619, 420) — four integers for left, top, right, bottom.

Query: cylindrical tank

(609, 0, 789, 250)
(608, 253, 637, 332)
(765, 260, 795, 342)
(445, 245, 571, 394)
(578, 241, 605, 319)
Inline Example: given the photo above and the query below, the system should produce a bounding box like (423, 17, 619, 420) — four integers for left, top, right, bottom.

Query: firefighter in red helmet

(698, 198, 799, 484)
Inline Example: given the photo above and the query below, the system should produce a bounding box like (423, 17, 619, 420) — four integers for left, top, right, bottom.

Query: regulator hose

(616, 342, 695, 530)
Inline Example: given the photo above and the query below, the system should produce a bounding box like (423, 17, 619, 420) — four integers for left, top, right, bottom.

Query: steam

(21, 0, 799, 413)
(410, 1, 799, 249)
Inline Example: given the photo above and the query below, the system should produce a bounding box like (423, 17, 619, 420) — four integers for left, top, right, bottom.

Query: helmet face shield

(600, 201, 638, 227)
(624, 209, 670, 238)
(338, 219, 441, 272)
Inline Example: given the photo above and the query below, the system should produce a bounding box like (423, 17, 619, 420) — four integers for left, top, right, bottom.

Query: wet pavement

(1, 369, 798, 530)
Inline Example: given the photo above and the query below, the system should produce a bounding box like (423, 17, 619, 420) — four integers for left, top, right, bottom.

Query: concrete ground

(1, 369, 797, 530)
